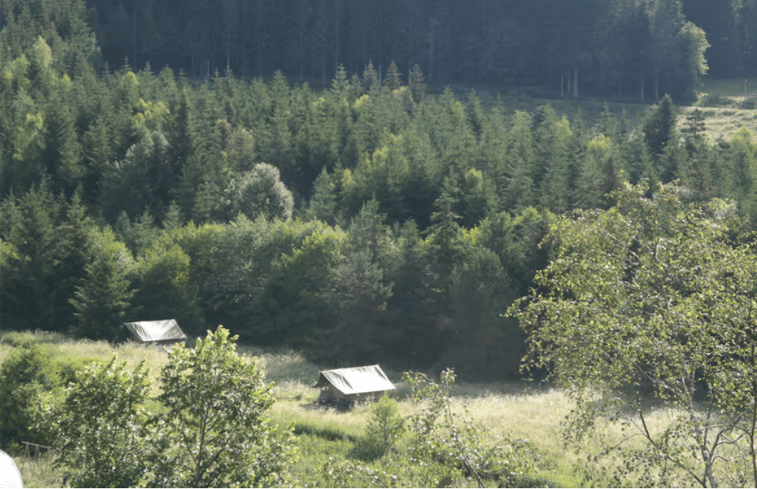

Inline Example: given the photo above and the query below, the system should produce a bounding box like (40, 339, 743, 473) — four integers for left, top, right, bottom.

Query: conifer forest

(2, 0, 757, 379)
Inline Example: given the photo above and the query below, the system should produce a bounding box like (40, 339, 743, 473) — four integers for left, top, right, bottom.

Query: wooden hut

(122, 319, 187, 346)
(313, 365, 395, 406)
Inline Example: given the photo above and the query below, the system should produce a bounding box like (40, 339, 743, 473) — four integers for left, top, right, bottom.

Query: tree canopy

(509, 181, 757, 487)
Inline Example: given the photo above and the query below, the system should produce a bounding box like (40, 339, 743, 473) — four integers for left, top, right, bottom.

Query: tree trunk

(334, 0, 340, 77)
(573, 68, 578, 98)
(641, 77, 645, 101)
(654, 73, 659, 101)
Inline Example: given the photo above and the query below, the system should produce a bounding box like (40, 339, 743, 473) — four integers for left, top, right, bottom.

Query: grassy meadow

(2, 329, 725, 488)
(447, 77, 757, 144)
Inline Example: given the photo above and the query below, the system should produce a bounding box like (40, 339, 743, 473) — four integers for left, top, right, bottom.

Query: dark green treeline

(1, 0, 720, 101)
(2, 0, 757, 378)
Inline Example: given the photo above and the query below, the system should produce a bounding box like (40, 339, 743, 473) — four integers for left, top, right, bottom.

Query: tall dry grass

(6, 331, 751, 486)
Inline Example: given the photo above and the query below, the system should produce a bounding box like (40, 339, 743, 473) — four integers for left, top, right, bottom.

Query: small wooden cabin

(122, 319, 187, 345)
(313, 365, 395, 405)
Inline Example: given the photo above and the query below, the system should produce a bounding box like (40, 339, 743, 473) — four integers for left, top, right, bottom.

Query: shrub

(697, 93, 734, 107)
(403, 369, 537, 488)
(354, 395, 405, 461)
(0, 340, 61, 452)
(39, 357, 153, 488)
(53, 356, 102, 385)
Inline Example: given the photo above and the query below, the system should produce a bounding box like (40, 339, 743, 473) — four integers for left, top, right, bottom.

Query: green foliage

(354, 396, 406, 461)
(131, 239, 204, 335)
(0, 185, 91, 332)
(0, 340, 60, 451)
(153, 326, 293, 488)
(318, 457, 404, 488)
(99, 129, 172, 221)
(41, 357, 153, 488)
(447, 247, 514, 373)
(69, 227, 135, 340)
(2, 0, 755, 385)
(509, 180, 757, 487)
(403, 369, 536, 488)
(643, 94, 679, 173)
(203, 162, 295, 223)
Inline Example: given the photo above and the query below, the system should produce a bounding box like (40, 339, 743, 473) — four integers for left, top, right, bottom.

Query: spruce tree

(409, 64, 426, 105)
(383, 60, 403, 91)
(643, 94, 678, 178)
(69, 228, 134, 340)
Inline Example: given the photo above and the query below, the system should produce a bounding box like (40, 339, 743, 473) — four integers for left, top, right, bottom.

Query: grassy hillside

(2, 331, 729, 487)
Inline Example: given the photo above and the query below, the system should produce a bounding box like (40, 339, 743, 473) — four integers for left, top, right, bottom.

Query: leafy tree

(152, 326, 292, 488)
(41, 357, 153, 488)
(131, 239, 204, 335)
(99, 129, 171, 222)
(250, 223, 345, 348)
(728, 127, 757, 227)
(509, 181, 757, 487)
(227, 163, 294, 222)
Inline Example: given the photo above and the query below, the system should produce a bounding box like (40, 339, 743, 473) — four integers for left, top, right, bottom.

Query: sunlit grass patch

(14, 452, 63, 488)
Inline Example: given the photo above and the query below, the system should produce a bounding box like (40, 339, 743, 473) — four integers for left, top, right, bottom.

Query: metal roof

(0, 450, 23, 488)
(314, 365, 395, 396)
(123, 320, 187, 343)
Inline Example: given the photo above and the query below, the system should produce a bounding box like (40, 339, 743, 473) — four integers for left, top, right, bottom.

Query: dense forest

(1, 0, 720, 100)
(2, 0, 757, 379)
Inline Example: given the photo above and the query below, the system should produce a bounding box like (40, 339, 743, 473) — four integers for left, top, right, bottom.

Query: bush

(697, 93, 734, 107)
(53, 356, 102, 385)
(40, 357, 153, 488)
(0, 340, 62, 452)
(354, 395, 405, 461)
(403, 369, 537, 488)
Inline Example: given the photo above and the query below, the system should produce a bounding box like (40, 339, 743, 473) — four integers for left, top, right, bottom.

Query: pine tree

(69, 228, 134, 340)
(383, 60, 403, 91)
(41, 92, 83, 196)
(409, 63, 426, 105)
(362, 60, 381, 94)
(643, 94, 678, 162)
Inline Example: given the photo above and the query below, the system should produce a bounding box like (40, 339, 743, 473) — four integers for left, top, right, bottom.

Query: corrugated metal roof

(123, 320, 186, 343)
(0, 450, 23, 488)
(314, 365, 395, 396)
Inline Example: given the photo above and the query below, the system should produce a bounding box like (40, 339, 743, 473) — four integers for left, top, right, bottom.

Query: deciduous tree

(153, 326, 292, 488)
(509, 181, 757, 487)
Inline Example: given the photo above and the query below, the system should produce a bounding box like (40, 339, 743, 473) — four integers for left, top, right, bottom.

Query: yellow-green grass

(699, 77, 757, 98)
(2, 330, 742, 487)
(14, 452, 63, 488)
(678, 105, 757, 142)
